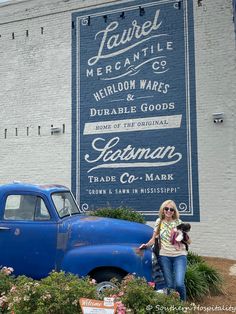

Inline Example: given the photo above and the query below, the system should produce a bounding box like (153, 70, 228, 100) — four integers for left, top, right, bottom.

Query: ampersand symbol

(127, 94, 134, 101)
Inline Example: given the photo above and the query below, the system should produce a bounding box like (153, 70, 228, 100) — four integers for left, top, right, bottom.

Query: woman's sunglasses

(164, 207, 175, 212)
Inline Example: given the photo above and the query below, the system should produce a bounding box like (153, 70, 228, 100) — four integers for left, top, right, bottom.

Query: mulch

(193, 256, 236, 314)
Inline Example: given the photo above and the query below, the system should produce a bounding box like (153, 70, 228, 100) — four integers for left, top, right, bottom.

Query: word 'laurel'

(88, 9, 163, 66)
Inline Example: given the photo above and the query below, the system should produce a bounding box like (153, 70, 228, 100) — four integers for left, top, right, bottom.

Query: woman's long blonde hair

(159, 200, 180, 220)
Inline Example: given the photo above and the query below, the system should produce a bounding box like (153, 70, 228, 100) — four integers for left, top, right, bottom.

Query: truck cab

(0, 182, 155, 285)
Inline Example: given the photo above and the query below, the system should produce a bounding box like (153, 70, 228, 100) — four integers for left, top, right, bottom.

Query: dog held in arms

(170, 223, 191, 251)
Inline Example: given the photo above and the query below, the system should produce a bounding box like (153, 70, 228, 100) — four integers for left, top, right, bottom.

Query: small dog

(170, 223, 191, 251)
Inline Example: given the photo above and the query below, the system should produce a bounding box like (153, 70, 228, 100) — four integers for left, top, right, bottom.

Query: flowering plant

(1, 268, 14, 276)
(99, 274, 193, 314)
(4, 271, 98, 314)
(0, 268, 196, 314)
(0, 267, 15, 312)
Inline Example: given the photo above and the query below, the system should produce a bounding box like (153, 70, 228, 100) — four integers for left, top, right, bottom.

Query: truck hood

(59, 215, 153, 248)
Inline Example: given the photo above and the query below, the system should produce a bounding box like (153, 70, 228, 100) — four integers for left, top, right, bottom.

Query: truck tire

(92, 269, 125, 294)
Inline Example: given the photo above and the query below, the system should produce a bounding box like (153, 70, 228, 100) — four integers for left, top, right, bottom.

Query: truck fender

(60, 243, 152, 281)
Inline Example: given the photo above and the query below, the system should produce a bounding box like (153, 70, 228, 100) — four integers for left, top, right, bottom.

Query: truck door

(0, 193, 57, 279)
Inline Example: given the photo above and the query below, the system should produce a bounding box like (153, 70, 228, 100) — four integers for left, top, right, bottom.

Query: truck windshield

(51, 192, 81, 218)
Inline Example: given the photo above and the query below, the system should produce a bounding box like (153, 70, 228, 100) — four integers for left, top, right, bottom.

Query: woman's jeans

(158, 255, 187, 301)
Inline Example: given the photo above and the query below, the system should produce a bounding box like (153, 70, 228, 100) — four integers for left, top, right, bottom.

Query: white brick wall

(191, 0, 236, 259)
(0, 1, 73, 186)
(0, 0, 236, 259)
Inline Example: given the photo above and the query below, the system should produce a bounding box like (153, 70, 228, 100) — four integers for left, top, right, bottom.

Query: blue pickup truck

(0, 182, 157, 289)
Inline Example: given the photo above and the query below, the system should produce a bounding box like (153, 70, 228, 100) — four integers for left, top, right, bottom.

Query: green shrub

(6, 271, 98, 314)
(4, 271, 186, 314)
(195, 262, 223, 295)
(119, 276, 156, 313)
(101, 274, 194, 314)
(185, 264, 209, 300)
(149, 293, 194, 314)
(90, 206, 146, 224)
(187, 251, 205, 265)
(7, 276, 39, 313)
(0, 267, 15, 295)
(186, 252, 224, 299)
(0, 267, 15, 313)
(0, 254, 224, 313)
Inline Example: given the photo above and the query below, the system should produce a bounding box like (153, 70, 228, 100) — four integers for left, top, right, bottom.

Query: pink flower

(10, 286, 17, 293)
(0, 295, 8, 307)
(148, 282, 155, 288)
(118, 291, 124, 297)
(116, 301, 126, 314)
(1, 267, 14, 275)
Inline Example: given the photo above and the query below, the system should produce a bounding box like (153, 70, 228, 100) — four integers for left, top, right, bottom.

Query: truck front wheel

(91, 269, 126, 294)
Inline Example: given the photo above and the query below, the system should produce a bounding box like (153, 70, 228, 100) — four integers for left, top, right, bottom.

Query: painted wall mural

(72, 0, 199, 221)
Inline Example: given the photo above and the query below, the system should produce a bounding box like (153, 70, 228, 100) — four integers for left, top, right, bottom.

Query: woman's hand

(139, 243, 148, 249)
(139, 230, 158, 250)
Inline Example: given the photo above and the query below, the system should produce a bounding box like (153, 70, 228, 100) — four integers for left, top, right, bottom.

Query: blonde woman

(140, 200, 190, 301)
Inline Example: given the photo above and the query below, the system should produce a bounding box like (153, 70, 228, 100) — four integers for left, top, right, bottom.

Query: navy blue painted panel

(72, 0, 199, 221)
